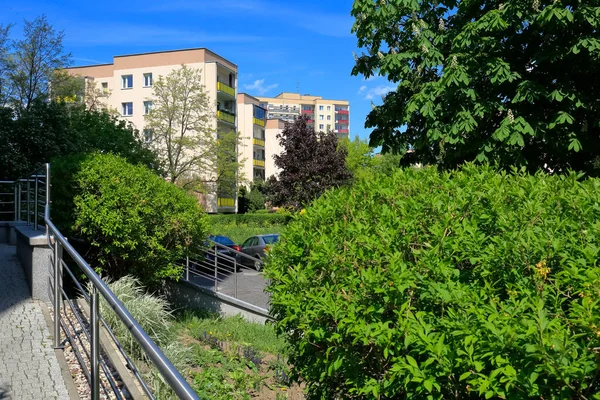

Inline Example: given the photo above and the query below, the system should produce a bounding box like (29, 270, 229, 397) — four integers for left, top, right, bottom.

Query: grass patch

(174, 310, 287, 355)
(211, 224, 285, 244)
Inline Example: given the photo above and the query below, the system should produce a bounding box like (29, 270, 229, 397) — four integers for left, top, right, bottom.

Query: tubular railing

(180, 240, 270, 313)
(0, 165, 48, 229)
(8, 165, 200, 400)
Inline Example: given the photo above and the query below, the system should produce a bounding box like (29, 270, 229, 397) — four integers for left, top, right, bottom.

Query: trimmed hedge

(266, 165, 600, 399)
(52, 153, 209, 284)
(209, 213, 292, 227)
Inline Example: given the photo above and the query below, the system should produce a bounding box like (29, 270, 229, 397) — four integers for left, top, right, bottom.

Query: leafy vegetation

(267, 164, 600, 399)
(54, 153, 209, 284)
(339, 136, 403, 179)
(267, 116, 352, 209)
(352, 1, 600, 175)
(209, 212, 290, 244)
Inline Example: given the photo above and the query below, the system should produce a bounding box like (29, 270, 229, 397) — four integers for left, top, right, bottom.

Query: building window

(319, 105, 324, 111)
(327, 115, 331, 121)
(327, 124, 331, 131)
(253, 106, 266, 119)
(101, 82, 108, 93)
(327, 105, 331, 111)
(121, 75, 133, 89)
(143, 73, 153, 87)
(144, 101, 153, 115)
(319, 124, 324, 130)
(143, 129, 153, 143)
(319, 114, 324, 120)
(121, 102, 133, 116)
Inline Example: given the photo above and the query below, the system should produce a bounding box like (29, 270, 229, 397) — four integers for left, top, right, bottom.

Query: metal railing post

(90, 287, 100, 400)
(214, 247, 218, 291)
(26, 179, 31, 225)
(13, 184, 17, 221)
(45, 163, 51, 237)
(17, 181, 21, 221)
(34, 176, 38, 230)
(186, 255, 189, 281)
(234, 259, 238, 299)
(53, 239, 62, 349)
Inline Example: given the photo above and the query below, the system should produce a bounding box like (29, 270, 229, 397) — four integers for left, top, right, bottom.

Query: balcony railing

(307, 119, 314, 123)
(337, 129, 349, 134)
(253, 159, 265, 167)
(217, 197, 235, 207)
(217, 110, 235, 124)
(253, 138, 265, 147)
(217, 82, 235, 97)
(301, 109, 314, 114)
(253, 117, 265, 127)
(336, 109, 349, 114)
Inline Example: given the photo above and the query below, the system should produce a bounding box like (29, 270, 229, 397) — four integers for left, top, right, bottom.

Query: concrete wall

(0, 221, 27, 245)
(162, 280, 269, 324)
(15, 225, 52, 303)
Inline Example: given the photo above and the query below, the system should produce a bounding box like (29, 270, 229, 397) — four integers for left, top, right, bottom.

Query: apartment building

(237, 93, 267, 185)
(64, 48, 239, 213)
(257, 92, 350, 138)
(265, 119, 286, 180)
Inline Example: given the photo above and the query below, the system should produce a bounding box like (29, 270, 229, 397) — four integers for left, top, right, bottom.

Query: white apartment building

(65, 48, 239, 213)
(265, 119, 286, 180)
(237, 93, 267, 186)
(257, 92, 350, 138)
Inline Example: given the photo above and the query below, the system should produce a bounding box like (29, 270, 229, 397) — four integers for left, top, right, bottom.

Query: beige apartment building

(64, 48, 239, 213)
(237, 93, 267, 185)
(257, 92, 350, 138)
(265, 119, 286, 180)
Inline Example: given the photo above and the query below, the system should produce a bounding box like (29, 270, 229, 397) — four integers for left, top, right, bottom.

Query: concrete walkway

(0, 244, 70, 399)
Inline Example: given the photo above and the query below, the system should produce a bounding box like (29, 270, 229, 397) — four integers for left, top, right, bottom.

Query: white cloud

(363, 85, 396, 100)
(243, 79, 279, 95)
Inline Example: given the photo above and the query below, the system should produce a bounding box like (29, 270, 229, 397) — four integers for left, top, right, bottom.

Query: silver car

(239, 234, 280, 270)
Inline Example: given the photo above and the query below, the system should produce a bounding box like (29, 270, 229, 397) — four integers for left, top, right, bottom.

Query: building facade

(64, 48, 239, 213)
(265, 119, 286, 180)
(236, 93, 267, 186)
(257, 92, 350, 138)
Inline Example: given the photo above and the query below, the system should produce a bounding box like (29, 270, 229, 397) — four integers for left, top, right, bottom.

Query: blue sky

(0, 0, 397, 142)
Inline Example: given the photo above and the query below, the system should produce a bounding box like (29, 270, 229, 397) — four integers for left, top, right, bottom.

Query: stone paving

(0, 244, 70, 399)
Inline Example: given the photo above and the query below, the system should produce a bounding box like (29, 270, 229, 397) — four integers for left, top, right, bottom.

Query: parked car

(238, 234, 280, 271)
(204, 235, 241, 262)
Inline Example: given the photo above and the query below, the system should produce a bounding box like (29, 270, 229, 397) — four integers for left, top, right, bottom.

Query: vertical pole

(17, 181, 22, 221)
(34, 176, 39, 231)
(90, 288, 100, 400)
(26, 179, 31, 225)
(214, 247, 218, 291)
(13, 184, 17, 222)
(234, 258, 238, 299)
(45, 163, 51, 237)
(53, 239, 62, 349)
(186, 255, 189, 281)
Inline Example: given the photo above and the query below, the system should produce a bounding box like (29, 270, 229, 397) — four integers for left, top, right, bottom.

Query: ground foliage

(352, 0, 600, 175)
(266, 164, 600, 399)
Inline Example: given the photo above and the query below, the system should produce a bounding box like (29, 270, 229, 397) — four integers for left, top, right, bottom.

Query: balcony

(217, 110, 235, 124)
(253, 159, 265, 167)
(306, 119, 314, 123)
(253, 117, 265, 127)
(217, 197, 235, 207)
(336, 129, 349, 134)
(336, 109, 349, 115)
(217, 82, 235, 97)
(253, 138, 265, 147)
(301, 109, 314, 114)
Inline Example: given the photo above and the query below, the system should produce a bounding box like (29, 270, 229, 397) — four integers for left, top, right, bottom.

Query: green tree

(0, 23, 12, 107)
(8, 14, 71, 110)
(144, 65, 245, 193)
(268, 116, 352, 209)
(340, 135, 403, 178)
(352, 1, 600, 174)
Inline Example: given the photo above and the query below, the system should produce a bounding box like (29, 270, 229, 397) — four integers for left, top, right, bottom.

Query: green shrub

(209, 213, 292, 227)
(56, 153, 209, 283)
(266, 165, 600, 399)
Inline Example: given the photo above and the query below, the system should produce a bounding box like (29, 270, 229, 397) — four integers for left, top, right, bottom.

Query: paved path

(0, 244, 70, 399)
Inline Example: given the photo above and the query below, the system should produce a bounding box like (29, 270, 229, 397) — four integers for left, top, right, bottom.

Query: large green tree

(352, 1, 600, 174)
(144, 65, 245, 193)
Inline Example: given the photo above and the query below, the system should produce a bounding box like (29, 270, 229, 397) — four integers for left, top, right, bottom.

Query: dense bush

(266, 165, 600, 399)
(54, 153, 209, 284)
(0, 101, 159, 180)
(209, 213, 292, 227)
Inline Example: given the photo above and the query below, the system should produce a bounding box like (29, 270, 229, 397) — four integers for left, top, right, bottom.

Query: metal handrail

(7, 163, 202, 400)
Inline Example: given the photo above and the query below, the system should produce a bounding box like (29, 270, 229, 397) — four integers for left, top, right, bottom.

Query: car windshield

(210, 236, 235, 246)
(262, 235, 280, 245)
